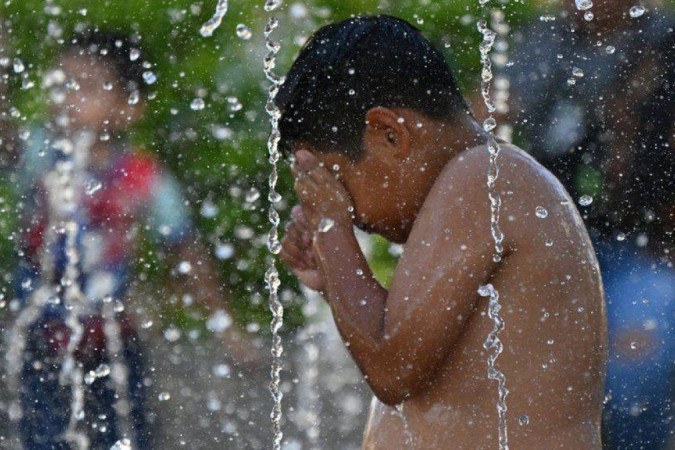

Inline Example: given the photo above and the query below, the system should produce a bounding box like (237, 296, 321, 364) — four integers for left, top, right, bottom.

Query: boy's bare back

(361, 144, 606, 449)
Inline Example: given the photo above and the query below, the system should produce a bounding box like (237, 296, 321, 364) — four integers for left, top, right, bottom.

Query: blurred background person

(11, 30, 259, 449)
(505, 1, 674, 448)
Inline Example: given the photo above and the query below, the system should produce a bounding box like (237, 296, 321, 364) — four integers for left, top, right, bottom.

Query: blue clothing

(596, 241, 674, 449)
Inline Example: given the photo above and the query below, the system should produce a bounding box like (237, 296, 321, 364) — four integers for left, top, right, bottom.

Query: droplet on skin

(535, 206, 548, 219)
(629, 5, 646, 18)
(578, 195, 593, 206)
(318, 218, 335, 233)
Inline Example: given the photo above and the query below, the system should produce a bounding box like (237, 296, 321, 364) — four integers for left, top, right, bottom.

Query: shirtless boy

(278, 16, 607, 449)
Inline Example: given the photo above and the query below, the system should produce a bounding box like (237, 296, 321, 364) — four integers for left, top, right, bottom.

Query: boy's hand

(280, 205, 326, 291)
(291, 149, 354, 232)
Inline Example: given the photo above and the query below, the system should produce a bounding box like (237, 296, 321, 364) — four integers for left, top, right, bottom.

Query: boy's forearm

(313, 224, 388, 356)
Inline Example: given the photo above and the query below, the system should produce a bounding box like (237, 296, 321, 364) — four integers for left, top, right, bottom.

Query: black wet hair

(66, 29, 147, 94)
(277, 15, 471, 161)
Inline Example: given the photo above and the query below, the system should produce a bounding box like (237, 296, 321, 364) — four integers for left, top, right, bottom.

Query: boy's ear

(363, 107, 411, 160)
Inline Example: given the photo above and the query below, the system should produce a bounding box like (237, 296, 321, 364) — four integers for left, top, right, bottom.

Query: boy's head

(55, 30, 147, 131)
(278, 16, 473, 240)
(277, 15, 469, 161)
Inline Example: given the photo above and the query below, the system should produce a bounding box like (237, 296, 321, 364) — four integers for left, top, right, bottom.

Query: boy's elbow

(370, 384, 410, 407)
(363, 366, 420, 406)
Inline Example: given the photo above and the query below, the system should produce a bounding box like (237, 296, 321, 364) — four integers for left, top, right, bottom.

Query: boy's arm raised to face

(282, 150, 499, 406)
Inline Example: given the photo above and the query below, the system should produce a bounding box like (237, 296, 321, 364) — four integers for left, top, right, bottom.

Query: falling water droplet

(110, 439, 132, 450)
(535, 206, 548, 219)
(605, 46, 616, 55)
(584, 11, 594, 21)
(629, 5, 646, 18)
(129, 48, 141, 61)
(245, 187, 261, 203)
(200, 0, 229, 37)
(215, 243, 234, 260)
(264, 0, 282, 12)
(616, 232, 627, 242)
(545, 239, 554, 247)
(578, 195, 593, 206)
(572, 67, 584, 78)
(190, 98, 205, 111)
(519, 415, 530, 426)
(142, 71, 157, 85)
(575, 0, 593, 11)
(13, 58, 25, 73)
(158, 392, 171, 401)
(128, 90, 140, 105)
(318, 218, 335, 233)
(84, 179, 102, 195)
(236, 24, 252, 40)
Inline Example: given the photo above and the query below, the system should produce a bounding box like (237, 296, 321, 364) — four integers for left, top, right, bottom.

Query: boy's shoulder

(433, 142, 556, 202)
(418, 142, 575, 246)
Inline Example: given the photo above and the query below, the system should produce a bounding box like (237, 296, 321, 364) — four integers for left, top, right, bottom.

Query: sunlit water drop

(579, 194, 594, 206)
(535, 206, 548, 219)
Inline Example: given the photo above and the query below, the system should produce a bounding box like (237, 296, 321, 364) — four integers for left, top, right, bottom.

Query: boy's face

(293, 108, 463, 243)
(55, 52, 141, 132)
(295, 145, 423, 243)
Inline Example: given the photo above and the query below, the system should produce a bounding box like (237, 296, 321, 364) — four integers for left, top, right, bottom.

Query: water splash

(102, 300, 133, 442)
(262, 1, 284, 448)
(200, 0, 229, 37)
(477, 5, 509, 450)
(478, 284, 509, 450)
(395, 403, 414, 447)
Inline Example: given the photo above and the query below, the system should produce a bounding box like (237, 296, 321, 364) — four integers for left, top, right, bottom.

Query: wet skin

(280, 107, 607, 449)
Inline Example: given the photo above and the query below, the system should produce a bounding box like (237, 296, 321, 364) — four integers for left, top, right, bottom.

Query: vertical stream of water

(477, 2, 509, 449)
(262, 2, 285, 449)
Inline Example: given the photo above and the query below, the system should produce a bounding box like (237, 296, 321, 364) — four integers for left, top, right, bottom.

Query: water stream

(477, 3, 509, 449)
(262, 2, 285, 449)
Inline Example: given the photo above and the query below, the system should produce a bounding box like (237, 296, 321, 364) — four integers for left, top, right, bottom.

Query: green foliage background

(0, 0, 545, 331)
